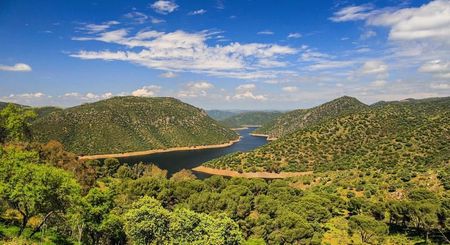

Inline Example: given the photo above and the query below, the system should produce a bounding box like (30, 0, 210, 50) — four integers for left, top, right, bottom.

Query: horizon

(2, 94, 448, 111)
(1, 0, 449, 110)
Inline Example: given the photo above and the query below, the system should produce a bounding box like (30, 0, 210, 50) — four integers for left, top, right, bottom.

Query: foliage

(254, 96, 368, 138)
(219, 111, 282, 128)
(31, 96, 238, 155)
(0, 104, 36, 143)
(205, 97, 450, 173)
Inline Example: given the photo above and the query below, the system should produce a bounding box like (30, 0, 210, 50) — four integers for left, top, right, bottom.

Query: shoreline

(78, 137, 241, 160)
(192, 166, 312, 179)
(249, 133, 278, 141)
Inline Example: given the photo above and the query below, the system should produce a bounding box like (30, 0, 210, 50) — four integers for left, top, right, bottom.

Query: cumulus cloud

(71, 29, 297, 79)
(131, 85, 161, 97)
(332, 1, 450, 42)
(151, 0, 178, 14)
(188, 9, 207, 15)
(360, 60, 388, 76)
(229, 84, 267, 101)
(177, 81, 214, 98)
(282, 86, 299, 92)
(0, 63, 32, 72)
(418, 60, 450, 78)
(159, 71, 177, 78)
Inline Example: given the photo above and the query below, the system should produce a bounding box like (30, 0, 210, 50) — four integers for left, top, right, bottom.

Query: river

(117, 127, 268, 178)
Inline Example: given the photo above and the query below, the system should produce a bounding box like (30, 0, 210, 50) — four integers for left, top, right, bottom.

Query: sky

(0, 0, 449, 110)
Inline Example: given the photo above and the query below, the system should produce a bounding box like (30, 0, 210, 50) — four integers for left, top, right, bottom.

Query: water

(117, 127, 268, 178)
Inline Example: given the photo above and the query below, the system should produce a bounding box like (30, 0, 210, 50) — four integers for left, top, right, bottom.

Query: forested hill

(219, 111, 282, 128)
(31, 96, 238, 155)
(253, 96, 368, 138)
(206, 110, 238, 121)
(205, 96, 450, 173)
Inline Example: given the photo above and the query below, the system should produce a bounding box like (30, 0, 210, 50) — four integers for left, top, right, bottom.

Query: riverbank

(192, 166, 312, 179)
(249, 133, 278, 141)
(78, 137, 241, 160)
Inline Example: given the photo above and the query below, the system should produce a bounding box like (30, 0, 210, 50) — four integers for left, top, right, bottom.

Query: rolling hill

(206, 110, 238, 121)
(31, 96, 238, 155)
(219, 111, 282, 128)
(253, 96, 368, 139)
(204, 96, 450, 173)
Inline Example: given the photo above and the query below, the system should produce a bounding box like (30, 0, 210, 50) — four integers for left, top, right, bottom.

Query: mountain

(31, 96, 238, 155)
(33, 106, 63, 118)
(219, 111, 282, 128)
(253, 96, 368, 139)
(204, 96, 450, 173)
(206, 110, 238, 121)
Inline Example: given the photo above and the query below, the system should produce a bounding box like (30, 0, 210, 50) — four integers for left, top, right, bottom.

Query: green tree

(0, 104, 36, 142)
(0, 157, 80, 237)
(349, 214, 388, 244)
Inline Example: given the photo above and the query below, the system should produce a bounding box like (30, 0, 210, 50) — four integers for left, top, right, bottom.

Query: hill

(204, 96, 450, 173)
(31, 96, 238, 155)
(206, 110, 238, 121)
(219, 111, 282, 128)
(253, 96, 368, 139)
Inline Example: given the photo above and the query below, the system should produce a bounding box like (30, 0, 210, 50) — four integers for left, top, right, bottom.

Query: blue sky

(0, 0, 449, 110)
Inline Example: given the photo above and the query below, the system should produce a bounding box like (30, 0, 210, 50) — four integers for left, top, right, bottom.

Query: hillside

(31, 96, 238, 155)
(206, 110, 238, 121)
(219, 111, 282, 128)
(204, 97, 450, 173)
(253, 96, 368, 138)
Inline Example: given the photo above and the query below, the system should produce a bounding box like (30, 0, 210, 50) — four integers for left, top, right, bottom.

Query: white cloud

(282, 86, 299, 92)
(159, 71, 177, 78)
(71, 29, 297, 79)
(418, 60, 450, 78)
(330, 4, 375, 22)
(257, 30, 274, 35)
(150, 16, 165, 24)
(308, 60, 355, 70)
(77, 21, 119, 33)
(370, 80, 387, 87)
(360, 30, 376, 40)
(124, 12, 148, 24)
(229, 84, 267, 101)
(287, 32, 302, 39)
(332, 1, 450, 42)
(188, 9, 207, 15)
(360, 60, 388, 75)
(0, 63, 32, 72)
(131, 85, 161, 97)
(151, 0, 178, 14)
(177, 81, 214, 98)
(430, 83, 450, 90)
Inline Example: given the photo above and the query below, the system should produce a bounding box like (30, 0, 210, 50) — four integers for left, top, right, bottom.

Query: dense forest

(253, 96, 368, 139)
(219, 111, 282, 128)
(0, 97, 449, 244)
(31, 96, 238, 155)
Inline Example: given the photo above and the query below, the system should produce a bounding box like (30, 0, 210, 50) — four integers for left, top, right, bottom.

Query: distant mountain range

(30, 96, 238, 155)
(204, 96, 450, 173)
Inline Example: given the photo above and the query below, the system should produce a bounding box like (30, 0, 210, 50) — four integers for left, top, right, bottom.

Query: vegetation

(206, 97, 449, 173)
(1, 97, 449, 244)
(31, 96, 238, 155)
(207, 110, 239, 121)
(254, 96, 368, 138)
(219, 111, 282, 128)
